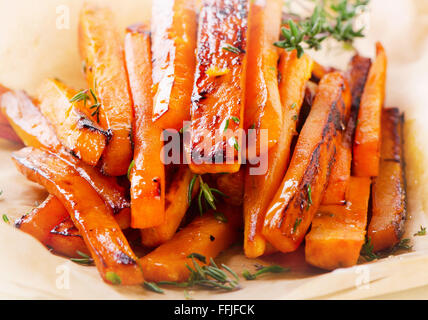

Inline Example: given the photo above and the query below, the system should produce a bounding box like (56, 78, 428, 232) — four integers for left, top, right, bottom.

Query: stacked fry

(0, 0, 407, 287)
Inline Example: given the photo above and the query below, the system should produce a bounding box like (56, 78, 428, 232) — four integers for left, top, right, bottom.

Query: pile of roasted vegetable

(0, 0, 407, 291)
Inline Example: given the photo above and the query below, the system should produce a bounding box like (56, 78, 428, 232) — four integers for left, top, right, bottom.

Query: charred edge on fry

(277, 95, 343, 229)
(77, 115, 110, 138)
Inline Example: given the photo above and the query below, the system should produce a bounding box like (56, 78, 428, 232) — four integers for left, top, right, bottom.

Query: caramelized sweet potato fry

(244, 50, 313, 258)
(322, 55, 371, 205)
(262, 72, 349, 253)
(141, 166, 197, 247)
(79, 4, 133, 176)
(305, 177, 371, 270)
(124, 24, 166, 229)
(36, 78, 108, 166)
(310, 61, 335, 83)
(368, 108, 406, 252)
(245, 0, 283, 154)
(151, 0, 197, 130)
(15, 195, 69, 244)
(353, 42, 387, 177)
(0, 87, 62, 151)
(189, 0, 249, 174)
(140, 204, 241, 282)
(215, 169, 245, 206)
(12, 147, 143, 285)
(48, 218, 90, 258)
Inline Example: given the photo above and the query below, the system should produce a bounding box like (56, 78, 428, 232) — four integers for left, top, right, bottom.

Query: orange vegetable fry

(151, 0, 197, 130)
(48, 218, 90, 258)
(189, 0, 249, 174)
(0, 85, 22, 144)
(262, 72, 349, 253)
(0, 87, 62, 151)
(305, 177, 372, 270)
(141, 166, 197, 247)
(215, 169, 245, 206)
(12, 147, 143, 285)
(15, 195, 69, 244)
(140, 204, 242, 282)
(245, 0, 283, 155)
(124, 24, 166, 229)
(36, 78, 108, 166)
(310, 61, 335, 83)
(244, 50, 313, 258)
(368, 108, 406, 252)
(353, 42, 387, 177)
(322, 55, 371, 205)
(79, 4, 133, 176)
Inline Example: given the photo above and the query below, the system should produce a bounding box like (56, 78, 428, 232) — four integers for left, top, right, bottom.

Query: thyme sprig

(155, 256, 240, 292)
(188, 174, 227, 216)
(414, 226, 426, 237)
(275, 0, 369, 58)
(360, 236, 379, 261)
(70, 250, 94, 266)
(69, 88, 101, 123)
(242, 265, 290, 280)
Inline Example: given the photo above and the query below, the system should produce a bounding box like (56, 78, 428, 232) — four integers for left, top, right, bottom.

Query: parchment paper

(1, 0, 428, 300)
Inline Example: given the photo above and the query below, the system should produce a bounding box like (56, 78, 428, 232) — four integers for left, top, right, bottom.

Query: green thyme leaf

(105, 272, 122, 285)
(222, 44, 245, 54)
(243, 265, 290, 280)
(187, 253, 207, 264)
(414, 226, 426, 237)
(231, 116, 240, 124)
(127, 160, 135, 180)
(144, 281, 164, 294)
(2, 214, 9, 224)
(360, 236, 379, 261)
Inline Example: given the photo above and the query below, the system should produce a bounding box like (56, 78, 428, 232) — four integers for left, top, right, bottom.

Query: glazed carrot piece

(215, 169, 245, 206)
(0, 87, 62, 151)
(368, 108, 406, 252)
(15, 195, 69, 244)
(79, 4, 133, 176)
(310, 61, 335, 83)
(322, 55, 371, 205)
(305, 177, 371, 270)
(48, 218, 90, 258)
(141, 166, 198, 247)
(12, 147, 143, 285)
(124, 24, 166, 229)
(140, 204, 241, 282)
(353, 42, 387, 177)
(262, 72, 349, 253)
(151, 0, 197, 130)
(244, 50, 313, 258)
(189, 0, 249, 174)
(36, 78, 108, 166)
(245, 0, 283, 155)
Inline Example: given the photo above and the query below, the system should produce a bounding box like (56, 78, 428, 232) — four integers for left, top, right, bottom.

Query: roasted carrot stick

(262, 72, 349, 253)
(310, 61, 336, 83)
(36, 78, 108, 166)
(245, 0, 283, 155)
(151, 0, 197, 130)
(322, 55, 371, 205)
(141, 166, 197, 247)
(244, 50, 313, 258)
(353, 42, 387, 177)
(48, 218, 90, 258)
(189, 0, 249, 174)
(140, 204, 241, 282)
(305, 177, 371, 270)
(124, 24, 166, 229)
(12, 147, 143, 285)
(215, 169, 245, 206)
(368, 108, 406, 252)
(79, 4, 133, 176)
(0, 87, 62, 151)
(15, 195, 69, 244)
